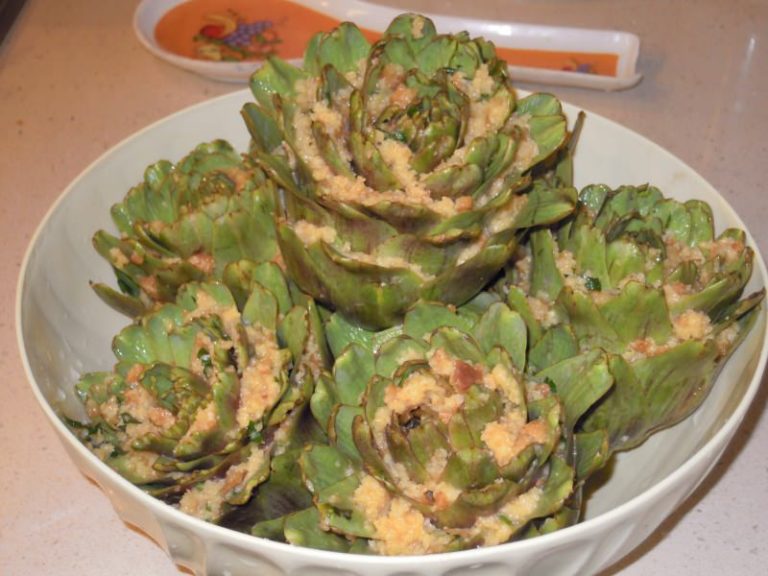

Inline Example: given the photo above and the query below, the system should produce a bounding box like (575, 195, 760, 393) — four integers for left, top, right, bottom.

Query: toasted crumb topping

(482, 415, 549, 467)
(528, 294, 560, 327)
(352, 476, 452, 555)
(294, 220, 338, 245)
(380, 371, 464, 425)
(672, 309, 713, 341)
(236, 326, 283, 428)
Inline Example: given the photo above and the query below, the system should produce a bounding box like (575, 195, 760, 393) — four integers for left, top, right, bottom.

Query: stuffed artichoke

(71, 264, 328, 521)
(275, 298, 609, 554)
(92, 140, 279, 317)
(498, 183, 764, 453)
(242, 14, 576, 329)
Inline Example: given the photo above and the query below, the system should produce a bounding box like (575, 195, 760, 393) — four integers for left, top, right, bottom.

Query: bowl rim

(15, 87, 768, 568)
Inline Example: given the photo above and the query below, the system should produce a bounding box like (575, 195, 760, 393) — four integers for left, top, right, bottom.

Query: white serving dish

(16, 88, 767, 575)
(133, 0, 642, 90)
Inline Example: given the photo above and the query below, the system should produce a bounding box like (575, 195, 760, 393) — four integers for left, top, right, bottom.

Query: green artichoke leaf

(277, 224, 423, 330)
(241, 102, 284, 154)
(250, 516, 290, 541)
(578, 183, 610, 215)
(111, 160, 174, 234)
(249, 57, 307, 114)
(352, 412, 394, 484)
(349, 131, 401, 192)
(221, 448, 313, 535)
(428, 327, 486, 366)
(385, 13, 437, 43)
(473, 302, 527, 371)
(316, 476, 376, 539)
(309, 371, 339, 432)
(373, 233, 449, 277)
(242, 282, 279, 333)
(551, 110, 585, 188)
(509, 93, 567, 169)
(529, 229, 565, 302)
(222, 260, 292, 314)
(605, 238, 646, 289)
(527, 324, 579, 374)
(558, 288, 622, 353)
(522, 504, 581, 539)
(598, 281, 674, 346)
(301, 444, 357, 495)
(331, 343, 376, 405)
(535, 349, 614, 432)
(304, 22, 371, 76)
(277, 305, 313, 365)
(325, 404, 368, 468)
(284, 507, 356, 552)
(224, 444, 273, 506)
(422, 163, 483, 199)
(658, 199, 714, 246)
(103, 452, 168, 486)
(423, 243, 513, 305)
(112, 304, 194, 367)
(524, 455, 575, 523)
(505, 285, 544, 345)
(403, 301, 475, 340)
(670, 268, 753, 318)
(312, 120, 356, 179)
(573, 430, 610, 483)
(93, 232, 204, 304)
(556, 210, 610, 289)
(512, 182, 578, 230)
(90, 281, 149, 318)
(593, 185, 663, 233)
(374, 336, 429, 378)
(582, 342, 720, 452)
(323, 311, 403, 358)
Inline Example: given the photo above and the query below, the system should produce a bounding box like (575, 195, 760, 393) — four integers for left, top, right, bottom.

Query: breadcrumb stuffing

(109, 247, 129, 269)
(294, 220, 338, 245)
(352, 476, 452, 555)
(528, 294, 560, 328)
(381, 371, 464, 425)
(672, 309, 712, 341)
(236, 326, 283, 428)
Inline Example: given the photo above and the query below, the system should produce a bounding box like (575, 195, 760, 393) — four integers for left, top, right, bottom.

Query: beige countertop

(1, 0, 766, 574)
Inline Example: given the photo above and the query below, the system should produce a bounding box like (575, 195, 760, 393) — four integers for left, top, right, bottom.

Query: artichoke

(92, 140, 279, 317)
(245, 297, 609, 554)
(242, 14, 576, 329)
(71, 262, 328, 522)
(499, 183, 764, 453)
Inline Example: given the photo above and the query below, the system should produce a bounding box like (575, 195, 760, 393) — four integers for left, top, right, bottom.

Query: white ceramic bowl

(16, 89, 767, 576)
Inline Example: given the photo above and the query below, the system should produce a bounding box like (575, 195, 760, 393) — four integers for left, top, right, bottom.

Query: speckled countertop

(1, 1, 766, 574)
